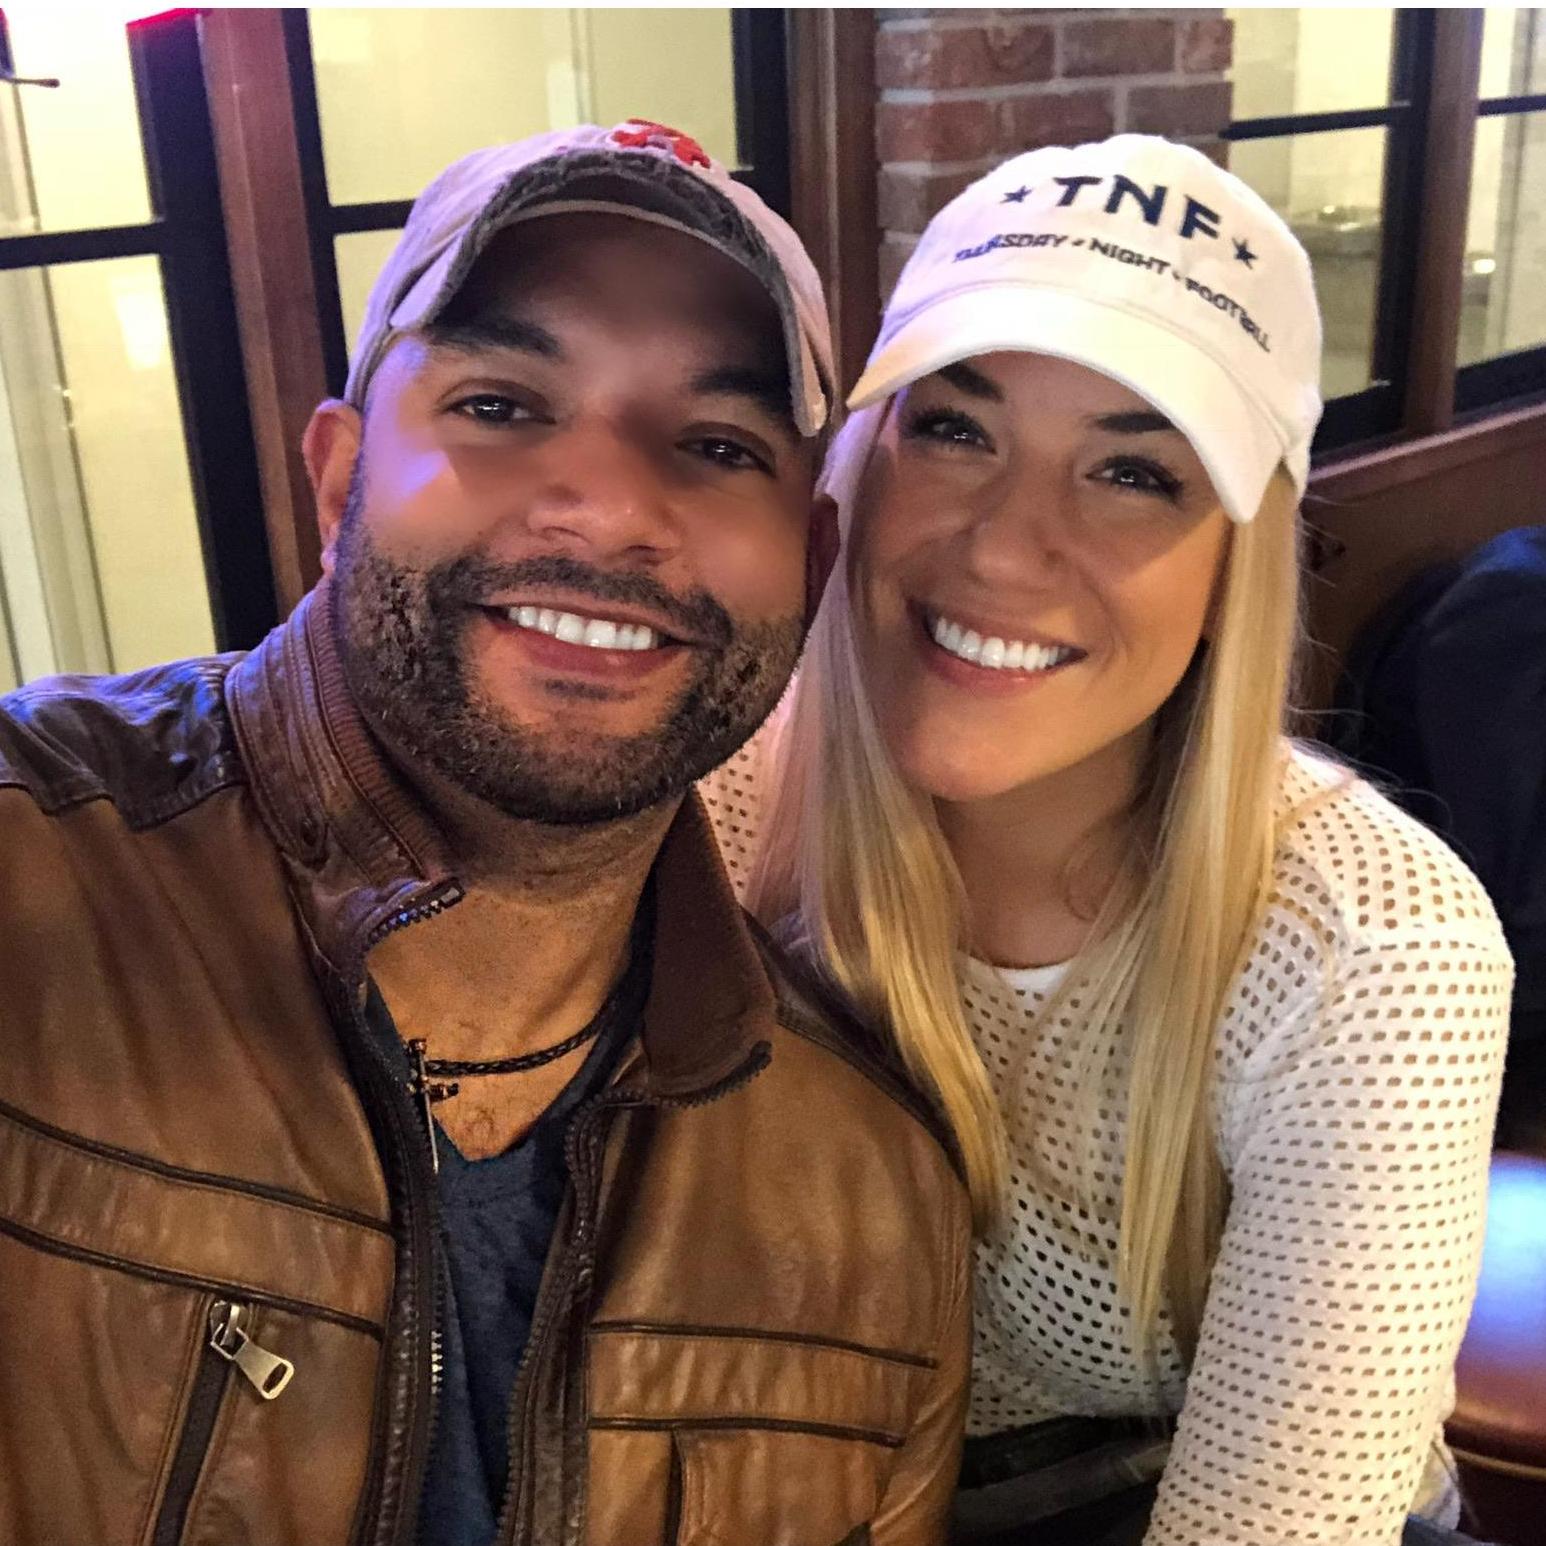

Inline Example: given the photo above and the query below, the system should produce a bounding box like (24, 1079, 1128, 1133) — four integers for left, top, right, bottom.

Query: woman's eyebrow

(1091, 409, 1178, 434)
(937, 362, 1002, 400)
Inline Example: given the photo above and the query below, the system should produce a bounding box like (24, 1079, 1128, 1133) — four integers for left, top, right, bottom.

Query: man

(0, 123, 970, 1545)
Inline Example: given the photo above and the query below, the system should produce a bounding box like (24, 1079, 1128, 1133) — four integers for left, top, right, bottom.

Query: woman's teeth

(929, 613, 1077, 674)
(506, 605, 659, 651)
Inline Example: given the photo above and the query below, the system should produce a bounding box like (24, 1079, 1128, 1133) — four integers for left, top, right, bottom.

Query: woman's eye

(1093, 458, 1182, 501)
(451, 394, 533, 426)
(686, 436, 771, 475)
(903, 409, 992, 452)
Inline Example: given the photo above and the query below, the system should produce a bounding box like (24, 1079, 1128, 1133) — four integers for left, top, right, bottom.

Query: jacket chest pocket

(668, 1428, 880, 1546)
(585, 1325, 929, 1546)
(0, 1100, 393, 1546)
(151, 1292, 384, 1546)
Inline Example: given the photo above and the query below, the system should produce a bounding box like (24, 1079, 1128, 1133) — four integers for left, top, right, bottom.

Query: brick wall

(875, 9, 1235, 294)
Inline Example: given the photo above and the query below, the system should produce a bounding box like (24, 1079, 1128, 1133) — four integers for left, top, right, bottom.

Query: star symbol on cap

(1002, 186, 1032, 204)
(1233, 237, 1259, 268)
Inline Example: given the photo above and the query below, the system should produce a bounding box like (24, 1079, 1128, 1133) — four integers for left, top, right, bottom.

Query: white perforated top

(701, 733, 1512, 1546)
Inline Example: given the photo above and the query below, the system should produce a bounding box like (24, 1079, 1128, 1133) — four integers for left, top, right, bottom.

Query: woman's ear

(302, 400, 363, 577)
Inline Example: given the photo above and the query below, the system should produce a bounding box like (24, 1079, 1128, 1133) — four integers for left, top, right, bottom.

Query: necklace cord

(422, 1017, 605, 1078)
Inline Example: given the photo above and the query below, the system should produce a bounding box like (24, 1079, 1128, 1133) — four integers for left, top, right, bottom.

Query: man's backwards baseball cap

(344, 119, 833, 436)
(850, 134, 1324, 523)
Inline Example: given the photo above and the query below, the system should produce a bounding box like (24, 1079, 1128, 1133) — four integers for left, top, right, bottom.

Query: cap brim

(383, 159, 828, 437)
(848, 287, 1286, 522)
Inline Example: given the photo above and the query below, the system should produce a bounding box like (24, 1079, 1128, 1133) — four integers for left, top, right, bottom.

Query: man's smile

(475, 603, 695, 689)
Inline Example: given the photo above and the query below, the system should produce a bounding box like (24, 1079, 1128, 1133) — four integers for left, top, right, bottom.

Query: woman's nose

(958, 476, 1068, 587)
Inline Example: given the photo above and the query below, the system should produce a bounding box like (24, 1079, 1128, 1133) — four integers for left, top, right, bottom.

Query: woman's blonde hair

(747, 403, 1304, 1364)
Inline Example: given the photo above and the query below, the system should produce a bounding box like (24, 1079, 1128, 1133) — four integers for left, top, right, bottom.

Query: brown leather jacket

(0, 588, 971, 1546)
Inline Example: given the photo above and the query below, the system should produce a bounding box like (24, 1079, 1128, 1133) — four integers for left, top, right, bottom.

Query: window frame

(199, 8, 812, 616)
(279, 8, 791, 401)
(1224, 8, 1546, 462)
(0, 8, 275, 654)
(1453, 83, 1546, 413)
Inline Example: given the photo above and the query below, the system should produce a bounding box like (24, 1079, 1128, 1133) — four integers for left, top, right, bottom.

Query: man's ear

(804, 492, 840, 626)
(302, 400, 363, 577)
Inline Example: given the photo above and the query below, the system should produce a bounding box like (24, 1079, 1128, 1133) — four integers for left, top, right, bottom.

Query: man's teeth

(929, 613, 1076, 673)
(508, 605, 659, 651)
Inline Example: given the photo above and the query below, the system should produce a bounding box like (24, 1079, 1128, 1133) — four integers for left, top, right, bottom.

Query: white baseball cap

(849, 134, 1323, 522)
(344, 119, 833, 436)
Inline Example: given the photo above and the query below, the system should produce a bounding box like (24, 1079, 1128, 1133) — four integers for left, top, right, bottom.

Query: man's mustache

(433, 554, 735, 647)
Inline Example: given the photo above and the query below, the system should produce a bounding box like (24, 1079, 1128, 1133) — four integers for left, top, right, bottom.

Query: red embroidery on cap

(610, 119, 711, 169)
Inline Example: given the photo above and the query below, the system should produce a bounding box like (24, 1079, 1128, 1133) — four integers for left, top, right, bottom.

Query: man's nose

(522, 425, 680, 564)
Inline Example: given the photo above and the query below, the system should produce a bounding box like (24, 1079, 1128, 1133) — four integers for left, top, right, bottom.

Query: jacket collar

(225, 584, 772, 1095)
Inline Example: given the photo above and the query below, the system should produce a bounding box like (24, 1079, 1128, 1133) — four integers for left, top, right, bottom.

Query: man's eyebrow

(691, 365, 797, 438)
(424, 315, 564, 360)
(937, 361, 1003, 401)
(1091, 409, 1178, 434)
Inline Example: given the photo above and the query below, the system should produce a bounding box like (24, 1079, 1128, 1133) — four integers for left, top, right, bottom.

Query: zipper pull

(208, 1301, 295, 1400)
(406, 1038, 457, 1175)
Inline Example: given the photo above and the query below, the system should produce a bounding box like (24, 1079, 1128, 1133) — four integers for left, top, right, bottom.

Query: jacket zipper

(494, 1044, 773, 1546)
(152, 1300, 294, 1546)
(494, 1089, 635, 1546)
(346, 883, 462, 1546)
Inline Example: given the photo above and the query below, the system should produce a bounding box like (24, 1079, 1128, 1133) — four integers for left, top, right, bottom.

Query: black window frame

(0, 8, 275, 654)
(1222, 7, 1546, 458)
(279, 8, 790, 400)
(1453, 80, 1546, 413)
(1222, 11, 1433, 455)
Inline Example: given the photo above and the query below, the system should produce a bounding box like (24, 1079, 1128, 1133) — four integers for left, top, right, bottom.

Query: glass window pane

(336, 228, 405, 363)
(0, 9, 152, 235)
(0, 255, 213, 684)
(310, 9, 738, 209)
(1227, 127, 1388, 399)
(1461, 110, 1546, 366)
(584, 11, 737, 165)
(1480, 7, 1545, 98)
(1226, 9, 1395, 120)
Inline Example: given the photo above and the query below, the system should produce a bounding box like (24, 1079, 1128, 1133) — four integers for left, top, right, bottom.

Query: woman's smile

(912, 602, 1087, 692)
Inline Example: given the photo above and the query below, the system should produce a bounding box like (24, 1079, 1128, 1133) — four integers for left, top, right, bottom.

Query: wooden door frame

(786, 8, 880, 402)
(199, 7, 327, 618)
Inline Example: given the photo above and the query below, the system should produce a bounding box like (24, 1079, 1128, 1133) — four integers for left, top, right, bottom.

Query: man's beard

(329, 481, 804, 825)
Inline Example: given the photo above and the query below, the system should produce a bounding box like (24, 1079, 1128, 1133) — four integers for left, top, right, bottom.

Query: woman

(703, 135, 1511, 1545)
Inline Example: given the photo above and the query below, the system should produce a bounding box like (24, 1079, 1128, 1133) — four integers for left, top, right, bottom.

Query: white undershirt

(701, 733, 1512, 1546)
